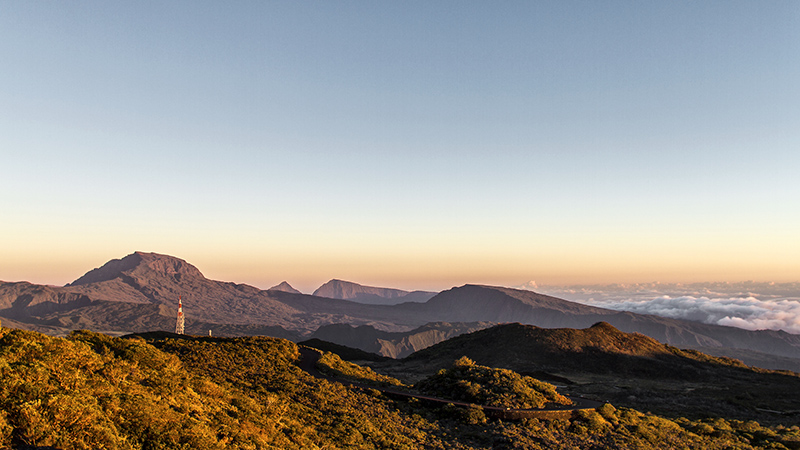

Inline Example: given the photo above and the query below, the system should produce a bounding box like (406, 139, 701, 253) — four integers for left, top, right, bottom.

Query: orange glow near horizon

(1, 215, 798, 292)
(3, 234, 797, 294)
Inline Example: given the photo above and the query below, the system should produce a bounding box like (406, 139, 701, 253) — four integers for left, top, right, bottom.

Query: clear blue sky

(2, 1, 799, 292)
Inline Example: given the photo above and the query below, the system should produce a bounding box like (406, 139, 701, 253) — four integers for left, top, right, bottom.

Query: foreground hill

(3, 252, 800, 371)
(2, 326, 800, 449)
(0, 327, 432, 449)
(377, 322, 800, 424)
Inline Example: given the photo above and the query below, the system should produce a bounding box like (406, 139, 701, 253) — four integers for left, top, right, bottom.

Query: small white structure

(175, 296, 185, 334)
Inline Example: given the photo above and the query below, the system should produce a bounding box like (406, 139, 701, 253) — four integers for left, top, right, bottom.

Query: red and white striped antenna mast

(175, 295, 185, 334)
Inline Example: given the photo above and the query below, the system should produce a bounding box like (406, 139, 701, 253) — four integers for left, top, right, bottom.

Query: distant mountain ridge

(3, 251, 800, 371)
(309, 321, 495, 358)
(313, 279, 436, 305)
(0, 252, 408, 337)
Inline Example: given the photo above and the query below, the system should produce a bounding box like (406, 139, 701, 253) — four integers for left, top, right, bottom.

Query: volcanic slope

(378, 322, 800, 424)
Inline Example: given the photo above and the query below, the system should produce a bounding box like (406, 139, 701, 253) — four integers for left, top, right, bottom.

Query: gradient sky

(2, 1, 799, 293)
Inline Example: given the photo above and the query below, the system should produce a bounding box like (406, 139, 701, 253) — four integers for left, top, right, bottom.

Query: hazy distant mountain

(313, 279, 436, 305)
(268, 281, 302, 294)
(3, 252, 800, 371)
(0, 252, 411, 336)
(309, 321, 495, 358)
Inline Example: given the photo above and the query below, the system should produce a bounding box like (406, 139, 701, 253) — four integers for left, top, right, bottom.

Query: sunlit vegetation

(0, 328, 294, 449)
(146, 334, 435, 449)
(415, 356, 571, 409)
(1, 326, 800, 449)
(316, 350, 405, 387)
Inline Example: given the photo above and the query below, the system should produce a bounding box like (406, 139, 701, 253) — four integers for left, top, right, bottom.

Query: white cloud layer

(574, 295, 800, 334)
(521, 282, 800, 335)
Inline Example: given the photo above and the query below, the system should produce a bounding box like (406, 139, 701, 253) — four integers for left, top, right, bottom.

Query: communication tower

(175, 295, 185, 334)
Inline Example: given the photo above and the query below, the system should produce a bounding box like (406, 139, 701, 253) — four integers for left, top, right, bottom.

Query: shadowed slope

(404, 322, 724, 378)
(388, 322, 800, 423)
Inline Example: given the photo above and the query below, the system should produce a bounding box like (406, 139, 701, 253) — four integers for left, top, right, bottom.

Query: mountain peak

(67, 252, 205, 286)
(268, 281, 302, 294)
(313, 279, 405, 300)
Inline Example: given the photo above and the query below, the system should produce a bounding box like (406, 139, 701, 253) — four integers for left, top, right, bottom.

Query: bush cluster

(415, 356, 572, 409)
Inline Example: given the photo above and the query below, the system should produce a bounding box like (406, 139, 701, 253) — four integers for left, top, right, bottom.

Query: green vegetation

(316, 350, 405, 387)
(416, 356, 571, 409)
(0, 328, 292, 449)
(146, 334, 430, 449)
(2, 326, 800, 449)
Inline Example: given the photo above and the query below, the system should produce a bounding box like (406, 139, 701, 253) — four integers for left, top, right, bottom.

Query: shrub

(597, 403, 619, 424)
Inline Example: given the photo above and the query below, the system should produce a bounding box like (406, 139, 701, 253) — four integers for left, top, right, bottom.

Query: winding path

(297, 347, 603, 420)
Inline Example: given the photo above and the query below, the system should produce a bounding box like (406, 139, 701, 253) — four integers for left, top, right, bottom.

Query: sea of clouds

(521, 282, 800, 335)
(573, 295, 800, 334)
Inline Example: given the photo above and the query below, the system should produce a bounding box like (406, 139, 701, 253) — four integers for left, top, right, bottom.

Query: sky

(1, 1, 799, 294)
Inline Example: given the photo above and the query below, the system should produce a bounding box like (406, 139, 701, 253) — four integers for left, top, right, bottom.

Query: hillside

(402, 322, 742, 375)
(377, 322, 800, 424)
(2, 326, 800, 449)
